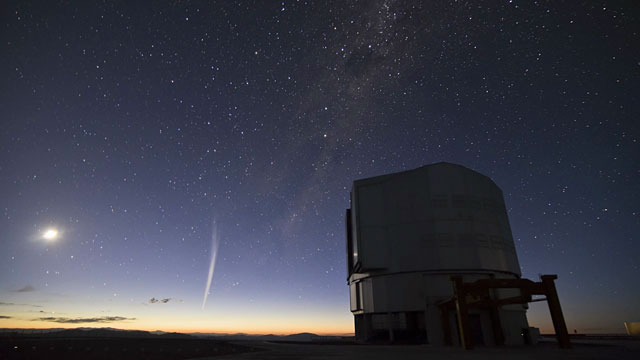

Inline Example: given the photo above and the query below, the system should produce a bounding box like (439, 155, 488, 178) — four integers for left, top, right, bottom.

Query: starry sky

(0, 1, 638, 335)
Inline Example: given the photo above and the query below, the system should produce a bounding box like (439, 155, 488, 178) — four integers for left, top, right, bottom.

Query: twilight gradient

(1, 1, 638, 335)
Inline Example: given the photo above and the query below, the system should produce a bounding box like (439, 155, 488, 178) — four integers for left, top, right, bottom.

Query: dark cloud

(148, 297, 182, 304)
(0, 301, 42, 308)
(0, 315, 12, 319)
(16, 285, 35, 292)
(36, 316, 135, 324)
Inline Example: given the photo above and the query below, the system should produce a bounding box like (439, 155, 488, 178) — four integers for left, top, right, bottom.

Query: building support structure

(439, 274, 570, 349)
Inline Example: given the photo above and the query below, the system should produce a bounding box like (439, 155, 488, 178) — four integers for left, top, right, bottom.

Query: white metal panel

(357, 183, 385, 226)
(351, 162, 521, 276)
(359, 226, 388, 270)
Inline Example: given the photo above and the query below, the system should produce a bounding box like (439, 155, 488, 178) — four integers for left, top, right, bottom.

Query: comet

(201, 220, 219, 309)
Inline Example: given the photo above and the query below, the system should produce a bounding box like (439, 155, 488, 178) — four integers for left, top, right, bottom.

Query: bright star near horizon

(42, 228, 59, 241)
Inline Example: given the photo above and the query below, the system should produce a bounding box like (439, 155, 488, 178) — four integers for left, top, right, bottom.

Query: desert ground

(190, 338, 640, 360)
(3, 331, 638, 360)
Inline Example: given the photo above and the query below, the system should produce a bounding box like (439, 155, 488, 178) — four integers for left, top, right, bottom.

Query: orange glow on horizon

(0, 317, 354, 336)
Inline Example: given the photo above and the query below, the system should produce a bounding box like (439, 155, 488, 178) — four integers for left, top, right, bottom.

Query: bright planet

(42, 228, 59, 241)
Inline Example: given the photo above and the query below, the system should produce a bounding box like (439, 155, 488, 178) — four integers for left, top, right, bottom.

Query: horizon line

(0, 326, 356, 337)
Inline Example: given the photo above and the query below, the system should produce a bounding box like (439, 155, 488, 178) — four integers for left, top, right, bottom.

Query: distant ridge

(0, 327, 191, 339)
(195, 331, 355, 342)
(0, 327, 355, 341)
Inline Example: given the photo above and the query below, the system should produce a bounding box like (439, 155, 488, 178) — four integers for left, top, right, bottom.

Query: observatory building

(346, 162, 533, 346)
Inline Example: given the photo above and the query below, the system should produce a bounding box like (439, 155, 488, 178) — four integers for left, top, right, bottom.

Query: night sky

(1, 1, 638, 335)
